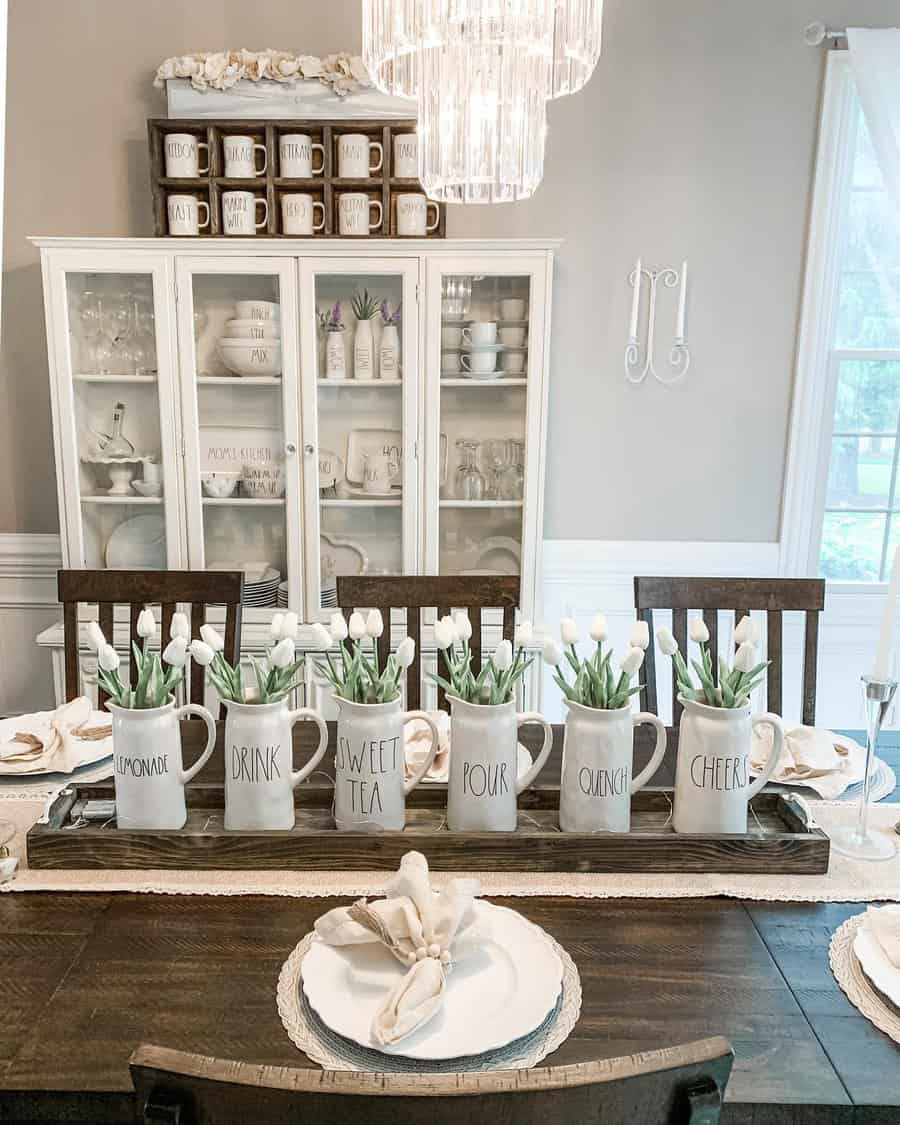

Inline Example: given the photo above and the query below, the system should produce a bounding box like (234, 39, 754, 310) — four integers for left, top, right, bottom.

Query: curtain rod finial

(804, 21, 827, 46)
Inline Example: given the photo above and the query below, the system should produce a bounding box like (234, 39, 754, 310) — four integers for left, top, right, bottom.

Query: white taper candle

(676, 260, 688, 339)
(874, 544, 900, 679)
(629, 259, 641, 339)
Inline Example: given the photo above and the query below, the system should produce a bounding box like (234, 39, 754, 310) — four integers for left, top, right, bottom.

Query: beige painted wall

(2, 0, 899, 540)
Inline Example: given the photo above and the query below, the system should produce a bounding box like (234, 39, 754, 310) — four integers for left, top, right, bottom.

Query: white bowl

(235, 300, 280, 322)
(132, 480, 163, 498)
(223, 319, 281, 340)
(241, 464, 285, 499)
(218, 339, 282, 377)
(201, 472, 240, 499)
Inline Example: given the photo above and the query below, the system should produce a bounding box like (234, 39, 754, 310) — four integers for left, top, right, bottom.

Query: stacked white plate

(277, 580, 289, 608)
(321, 586, 338, 609)
(242, 567, 280, 606)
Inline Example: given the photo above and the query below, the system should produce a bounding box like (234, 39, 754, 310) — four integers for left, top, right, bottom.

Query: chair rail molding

(0, 532, 62, 714)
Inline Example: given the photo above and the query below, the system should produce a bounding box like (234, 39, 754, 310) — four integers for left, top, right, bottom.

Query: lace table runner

(829, 913, 900, 1046)
(3, 797, 899, 902)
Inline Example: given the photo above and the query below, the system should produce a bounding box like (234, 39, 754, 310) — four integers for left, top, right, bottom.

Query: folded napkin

(866, 905, 900, 968)
(314, 851, 485, 1045)
(751, 725, 865, 799)
(0, 698, 111, 775)
(403, 711, 451, 781)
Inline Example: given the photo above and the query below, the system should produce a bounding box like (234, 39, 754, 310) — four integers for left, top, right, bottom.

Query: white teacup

(461, 352, 497, 376)
(279, 133, 324, 178)
(338, 193, 383, 236)
(501, 352, 526, 374)
(393, 133, 418, 178)
(396, 193, 439, 236)
(164, 133, 209, 178)
(499, 325, 526, 347)
(167, 194, 209, 236)
(441, 351, 462, 373)
(462, 322, 498, 347)
(338, 133, 384, 178)
(500, 298, 526, 321)
(223, 134, 267, 178)
(222, 191, 268, 235)
(441, 325, 463, 348)
(281, 193, 325, 235)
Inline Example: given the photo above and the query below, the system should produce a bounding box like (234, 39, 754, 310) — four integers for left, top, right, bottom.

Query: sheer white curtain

(848, 28, 900, 221)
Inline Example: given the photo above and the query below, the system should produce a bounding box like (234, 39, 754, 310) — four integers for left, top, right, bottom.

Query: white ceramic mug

(441, 325, 463, 348)
(499, 325, 526, 347)
(167, 194, 210, 236)
(559, 702, 667, 833)
(142, 459, 163, 485)
(441, 351, 461, 373)
(281, 193, 326, 235)
(338, 133, 384, 178)
(338, 193, 383, 236)
(501, 352, 526, 374)
(447, 696, 553, 832)
(223, 134, 267, 177)
(333, 697, 438, 830)
(393, 133, 418, 178)
(222, 191, 268, 235)
(164, 133, 209, 178)
(500, 298, 526, 321)
(109, 699, 215, 829)
(279, 133, 325, 177)
(461, 352, 497, 376)
(462, 322, 498, 346)
(223, 699, 328, 830)
(396, 193, 440, 236)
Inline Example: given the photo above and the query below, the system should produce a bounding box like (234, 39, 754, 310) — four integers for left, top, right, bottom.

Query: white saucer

(854, 924, 900, 1009)
(461, 343, 505, 353)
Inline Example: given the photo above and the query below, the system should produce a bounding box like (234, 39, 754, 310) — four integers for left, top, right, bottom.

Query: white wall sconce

(624, 259, 690, 385)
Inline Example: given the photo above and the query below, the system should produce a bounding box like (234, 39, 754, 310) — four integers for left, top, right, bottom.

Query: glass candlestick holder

(830, 675, 898, 861)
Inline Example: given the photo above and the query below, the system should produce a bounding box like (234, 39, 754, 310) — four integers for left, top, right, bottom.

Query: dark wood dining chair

(634, 576, 826, 725)
(130, 1036, 733, 1125)
(58, 569, 243, 711)
(336, 575, 520, 711)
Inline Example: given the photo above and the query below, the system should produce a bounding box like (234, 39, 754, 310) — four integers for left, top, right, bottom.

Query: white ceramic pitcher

(447, 696, 554, 832)
(223, 699, 328, 831)
(673, 698, 784, 834)
(559, 701, 667, 833)
(333, 697, 439, 830)
(109, 699, 215, 830)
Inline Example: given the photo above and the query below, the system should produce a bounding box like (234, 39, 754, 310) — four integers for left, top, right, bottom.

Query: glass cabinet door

(47, 254, 183, 570)
(175, 258, 302, 616)
(298, 258, 419, 615)
(425, 257, 549, 613)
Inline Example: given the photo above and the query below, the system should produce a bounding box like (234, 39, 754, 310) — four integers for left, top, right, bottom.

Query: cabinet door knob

(285, 442, 297, 455)
(304, 443, 315, 455)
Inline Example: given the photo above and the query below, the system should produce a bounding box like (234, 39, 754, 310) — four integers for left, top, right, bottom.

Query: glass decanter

(455, 439, 485, 500)
(103, 401, 136, 457)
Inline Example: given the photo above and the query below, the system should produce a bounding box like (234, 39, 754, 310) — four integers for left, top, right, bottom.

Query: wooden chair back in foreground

(58, 569, 243, 710)
(336, 575, 520, 710)
(131, 1036, 734, 1125)
(634, 576, 826, 725)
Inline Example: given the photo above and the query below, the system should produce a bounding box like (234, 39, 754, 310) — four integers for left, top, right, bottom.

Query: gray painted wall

(2, 0, 898, 539)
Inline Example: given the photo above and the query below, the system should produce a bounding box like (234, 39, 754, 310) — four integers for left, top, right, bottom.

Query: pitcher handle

(287, 708, 329, 790)
(402, 710, 440, 795)
(176, 703, 216, 784)
(747, 712, 785, 799)
(515, 713, 554, 794)
(630, 712, 667, 794)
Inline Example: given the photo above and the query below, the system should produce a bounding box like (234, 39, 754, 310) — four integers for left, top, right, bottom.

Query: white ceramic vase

(447, 696, 553, 832)
(325, 329, 346, 380)
(673, 698, 784, 834)
(559, 701, 667, 833)
(223, 699, 328, 830)
(353, 319, 374, 380)
(379, 324, 400, 379)
(109, 699, 215, 830)
(333, 696, 438, 830)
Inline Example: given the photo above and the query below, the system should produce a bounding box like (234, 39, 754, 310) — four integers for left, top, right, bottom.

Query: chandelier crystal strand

(550, 0, 604, 97)
(362, 0, 422, 98)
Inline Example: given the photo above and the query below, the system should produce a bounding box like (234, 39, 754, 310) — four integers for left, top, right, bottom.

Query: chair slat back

(58, 569, 243, 714)
(634, 576, 825, 725)
(130, 1037, 733, 1125)
(336, 576, 520, 711)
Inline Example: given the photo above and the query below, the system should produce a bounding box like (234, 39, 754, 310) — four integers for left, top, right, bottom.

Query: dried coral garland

(154, 49, 371, 97)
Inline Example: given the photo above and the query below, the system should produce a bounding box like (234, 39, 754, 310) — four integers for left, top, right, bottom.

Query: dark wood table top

(0, 892, 896, 1124)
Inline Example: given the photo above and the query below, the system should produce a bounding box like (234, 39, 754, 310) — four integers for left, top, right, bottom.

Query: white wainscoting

(0, 533, 62, 715)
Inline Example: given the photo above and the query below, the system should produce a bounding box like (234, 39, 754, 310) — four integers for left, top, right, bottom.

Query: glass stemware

(498, 439, 525, 500)
(455, 439, 485, 500)
(483, 438, 509, 500)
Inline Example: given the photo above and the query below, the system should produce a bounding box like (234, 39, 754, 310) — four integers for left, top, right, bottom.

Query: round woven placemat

(829, 913, 900, 1046)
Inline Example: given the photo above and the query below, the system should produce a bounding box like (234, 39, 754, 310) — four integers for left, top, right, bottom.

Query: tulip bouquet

(430, 613, 534, 706)
(656, 615, 769, 708)
(88, 609, 191, 709)
(543, 615, 648, 710)
(193, 612, 304, 705)
(313, 610, 416, 704)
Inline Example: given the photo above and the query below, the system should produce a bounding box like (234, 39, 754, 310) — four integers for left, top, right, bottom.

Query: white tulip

(433, 615, 457, 651)
(492, 638, 513, 671)
(515, 620, 534, 647)
(453, 611, 473, 641)
(689, 617, 710, 644)
(543, 639, 563, 666)
(86, 620, 106, 653)
(560, 617, 580, 645)
(330, 612, 348, 642)
(280, 612, 299, 641)
(189, 639, 215, 666)
(169, 612, 190, 641)
(311, 622, 333, 650)
(630, 620, 650, 650)
(590, 614, 609, 643)
(270, 636, 296, 669)
(199, 624, 225, 652)
(365, 609, 384, 638)
(136, 608, 156, 639)
(396, 636, 416, 668)
(656, 627, 678, 656)
(162, 636, 188, 667)
(349, 612, 367, 641)
(734, 641, 757, 673)
(621, 646, 645, 676)
(270, 612, 285, 641)
(98, 643, 120, 673)
(734, 615, 759, 645)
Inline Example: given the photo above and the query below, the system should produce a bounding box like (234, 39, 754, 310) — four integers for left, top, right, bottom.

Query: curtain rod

(804, 22, 847, 47)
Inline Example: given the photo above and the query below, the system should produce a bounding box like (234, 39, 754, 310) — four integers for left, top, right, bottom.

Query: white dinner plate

(301, 901, 562, 1060)
(854, 924, 900, 1009)
(105, 515, 166, 569)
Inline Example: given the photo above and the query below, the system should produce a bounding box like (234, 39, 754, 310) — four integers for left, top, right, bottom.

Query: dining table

(1, 724, 899, 1125)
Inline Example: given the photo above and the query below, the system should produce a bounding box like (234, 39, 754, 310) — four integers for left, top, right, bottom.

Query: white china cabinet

(34, 238, 558, 710)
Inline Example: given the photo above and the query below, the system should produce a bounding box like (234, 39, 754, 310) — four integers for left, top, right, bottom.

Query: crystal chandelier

(362, 0, 603, 203)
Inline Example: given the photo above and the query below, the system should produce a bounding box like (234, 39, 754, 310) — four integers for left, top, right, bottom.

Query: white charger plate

(301, 901, 562, 1060)
(854, 924, 900, 1009)
(105, 515, 166, 569)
